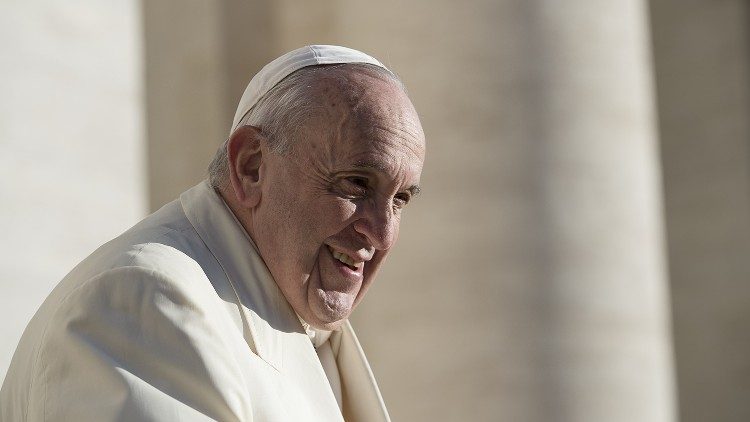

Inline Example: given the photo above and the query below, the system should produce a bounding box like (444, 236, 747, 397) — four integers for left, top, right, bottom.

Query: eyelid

(336, 173, 415, 206)
(347, 175, 369, 186)
(393, 192, 412, 208)
(337, 176, 369, 197)
(396, 190, 412, 200)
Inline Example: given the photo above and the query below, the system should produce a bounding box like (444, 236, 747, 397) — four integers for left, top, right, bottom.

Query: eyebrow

(407, 185, 422, 197)
(352, 159, 390, 173)
(352, 159, 422, 197)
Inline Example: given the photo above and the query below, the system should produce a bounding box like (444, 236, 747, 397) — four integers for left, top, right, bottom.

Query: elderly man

(1, 45, 425, 421)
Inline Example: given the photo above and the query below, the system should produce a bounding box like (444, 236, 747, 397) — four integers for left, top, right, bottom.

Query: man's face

(252, 69, 425, 330)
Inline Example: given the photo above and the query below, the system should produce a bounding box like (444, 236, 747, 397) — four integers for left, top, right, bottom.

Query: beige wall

(0, 1, 145, 381)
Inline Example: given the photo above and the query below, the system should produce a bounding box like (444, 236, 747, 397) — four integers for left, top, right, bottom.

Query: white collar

(180, 180, 294, 370)
(297, 315, 334, 349)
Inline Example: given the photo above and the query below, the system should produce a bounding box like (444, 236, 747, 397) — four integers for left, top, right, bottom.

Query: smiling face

(248, 67, 425, 330)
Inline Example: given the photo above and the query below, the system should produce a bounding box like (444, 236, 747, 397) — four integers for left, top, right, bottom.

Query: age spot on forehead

(292, 64, 425, 171)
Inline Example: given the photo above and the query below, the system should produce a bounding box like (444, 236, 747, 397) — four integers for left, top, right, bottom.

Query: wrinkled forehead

(308, 66, 425, 155)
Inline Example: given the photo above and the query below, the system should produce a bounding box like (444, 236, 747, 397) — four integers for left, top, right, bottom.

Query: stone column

(517, 2, 676, 420)
(141, 0, 229, 210)
(142, 0, 284, 210)
(650, 1, 750, 421)
(0, 1, 145, 380)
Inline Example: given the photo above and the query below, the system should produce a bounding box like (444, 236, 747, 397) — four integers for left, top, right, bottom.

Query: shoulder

(70, 254, 213, 312)
(56, 242, 227, 338)
(64, 199, 217, 301)
(27, 254, 249, 421)
(52, 239, 217, 316)
(4, 199, 250, 420)
(125, 242, 211, 287)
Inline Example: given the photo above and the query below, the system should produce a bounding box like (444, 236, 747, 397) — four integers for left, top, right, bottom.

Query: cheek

(268, 185, 360, 253)
(313, 197, 359, 233)
(332, 198, 358, 220)
(283, 196, 358, 251)
(259, 184, 310, 253)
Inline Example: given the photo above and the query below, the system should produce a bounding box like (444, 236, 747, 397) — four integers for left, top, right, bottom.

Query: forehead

(298, 66, 425, 175)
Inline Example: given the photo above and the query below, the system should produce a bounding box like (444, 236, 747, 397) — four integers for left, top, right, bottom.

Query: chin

(306, 310, 349, 331)
(312, 318, 348, 331)
(307, 289, 356, 329)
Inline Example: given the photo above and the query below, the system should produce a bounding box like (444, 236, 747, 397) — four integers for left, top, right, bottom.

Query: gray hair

(207, 63, 402, 189)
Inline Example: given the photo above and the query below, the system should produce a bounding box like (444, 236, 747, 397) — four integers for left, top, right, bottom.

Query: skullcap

(231, 45, 392, 133)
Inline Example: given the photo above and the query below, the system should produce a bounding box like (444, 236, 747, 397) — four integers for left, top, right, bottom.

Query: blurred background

(2, 1, 749, 421)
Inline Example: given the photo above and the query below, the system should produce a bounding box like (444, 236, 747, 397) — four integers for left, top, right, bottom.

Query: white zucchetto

(231, 44, 392, 132)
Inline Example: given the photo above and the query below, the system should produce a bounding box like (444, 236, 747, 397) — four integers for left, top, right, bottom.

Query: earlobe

(227, 125, 265, 208)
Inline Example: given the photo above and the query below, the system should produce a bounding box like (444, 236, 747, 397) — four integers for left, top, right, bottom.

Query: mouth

(326, 245, 363, 272)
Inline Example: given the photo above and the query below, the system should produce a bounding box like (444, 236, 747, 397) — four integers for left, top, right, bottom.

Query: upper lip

(326, 244, 372, 264)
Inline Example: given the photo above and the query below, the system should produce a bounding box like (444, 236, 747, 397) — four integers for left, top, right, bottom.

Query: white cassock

(0, 180, 390, 421)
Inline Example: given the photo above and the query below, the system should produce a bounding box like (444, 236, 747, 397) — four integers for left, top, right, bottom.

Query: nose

(353, 200, 398, 251)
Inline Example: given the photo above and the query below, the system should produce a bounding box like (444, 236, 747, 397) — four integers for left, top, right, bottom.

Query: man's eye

(347, 177, 368, 189)
(393, 193, 411, 209)
(340, 177, 369, 196)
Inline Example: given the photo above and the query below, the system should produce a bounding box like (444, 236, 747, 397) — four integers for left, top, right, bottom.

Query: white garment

(316, 341, 343, 411)
(1, 181, 390, 422)
(299, 316, 343, 410)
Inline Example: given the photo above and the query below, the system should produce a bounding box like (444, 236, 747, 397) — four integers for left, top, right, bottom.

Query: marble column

(142, 0, 286, 210)
(141, 0, 229, 210)
(0, 1, 145, 381)
(515, 2, 676, 420)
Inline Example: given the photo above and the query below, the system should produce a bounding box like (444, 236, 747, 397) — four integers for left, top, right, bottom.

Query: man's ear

(227, 125, 265, 208)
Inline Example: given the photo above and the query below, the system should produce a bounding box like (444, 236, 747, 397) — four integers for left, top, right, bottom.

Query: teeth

(328, 246, 360, 268)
